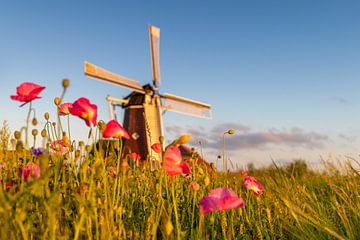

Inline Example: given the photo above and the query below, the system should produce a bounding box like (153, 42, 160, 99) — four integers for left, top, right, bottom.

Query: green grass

(0, 138, 359, 240)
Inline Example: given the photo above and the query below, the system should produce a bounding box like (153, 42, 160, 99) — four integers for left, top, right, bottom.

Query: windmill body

(84, 25, 211, 162)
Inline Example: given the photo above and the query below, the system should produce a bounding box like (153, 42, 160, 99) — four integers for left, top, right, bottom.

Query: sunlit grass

(1, 80, 359, 239)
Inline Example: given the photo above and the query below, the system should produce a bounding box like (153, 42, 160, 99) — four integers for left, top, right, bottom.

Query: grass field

(1, 81, 359, 239)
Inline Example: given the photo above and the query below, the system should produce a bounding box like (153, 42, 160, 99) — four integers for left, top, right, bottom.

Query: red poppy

(10, 82, 45, 103)
(200, 187, 245, 215)
(59, 102, 73, 115)
(69, 97, 97, 127)
(151, 143, 162, 153)
(102, 120, 129, 139)
(131, 152, 141, 162)
(163, 146, 190, 176)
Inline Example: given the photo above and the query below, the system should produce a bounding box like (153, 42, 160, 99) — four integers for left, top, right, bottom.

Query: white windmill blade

(149, 25, 161, 85)
(84, 61, 145, 94)
(161, 93, 212, 119)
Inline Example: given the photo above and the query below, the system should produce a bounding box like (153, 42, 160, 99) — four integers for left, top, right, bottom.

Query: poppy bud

(62, 79, 70, 88)
(44, 112, 50, 120)
(54, 97, 61, 106)
(176, 134, 191, 145)
(85, 145, 91, 153)
(227, 129, 235, 135)
(32, 118, 38, 126)
(14, 131, 21, 140)
(32, 129, 38, 136)
(41, 129, 47, 138)
(159, 136, 165, 144)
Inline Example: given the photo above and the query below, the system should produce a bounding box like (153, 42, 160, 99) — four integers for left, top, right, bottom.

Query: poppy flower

(102, 120, 129, 139)
(200, 187, 245, 215)
(69, 97, 97, 127)
(50, 139, 70, 156)
(151, 143, 162, 153)
(131, 152, 141, 162)
(163, 146, 190, 176)
(190, 181, 200, 191)
(11, 82, 45, 103)
(59, 102, 73, 115)
(244, 176, 264, 195)
(18, 162, 41, 182)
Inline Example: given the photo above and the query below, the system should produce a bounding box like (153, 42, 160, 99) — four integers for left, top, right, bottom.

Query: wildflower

(102, 120, 130, 139)
(131, 152, 141, 162)
(200, 187, 245, 215)
(244, 176, 264, 195)
(240, 170, 248, 177)
(10, 82, 45, 103)
(190, 181, 200, 191)
(59, 102, 73, 115)
(151, 143, 162, 154)
(109, 166, 116, 177)
(19, 162, 41, 182)
(163, 146, 190, 176)
(50, 139, 70, 156)
(32, 147, 46, 156)
(69, 97, 97, 127)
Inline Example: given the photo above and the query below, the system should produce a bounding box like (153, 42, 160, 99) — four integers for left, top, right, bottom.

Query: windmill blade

(84, 61, 145, 94)
(149, 25, 161, 85)
(161, 93, 212, 119)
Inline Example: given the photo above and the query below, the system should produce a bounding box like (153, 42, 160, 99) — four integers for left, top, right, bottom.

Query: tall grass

(0, 132, 359, 240)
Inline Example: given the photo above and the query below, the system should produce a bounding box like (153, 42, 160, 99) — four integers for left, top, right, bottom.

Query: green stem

(25, 101, 32, 149)
(67, 115, 71, 141)
(171, 181, 181, 240)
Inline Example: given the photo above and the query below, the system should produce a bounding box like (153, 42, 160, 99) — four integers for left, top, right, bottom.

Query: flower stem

(171, 181, 181, 240)
(25, 101, 32, 149)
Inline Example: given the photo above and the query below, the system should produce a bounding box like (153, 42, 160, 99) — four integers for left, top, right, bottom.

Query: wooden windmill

(84, 25, 212, 162)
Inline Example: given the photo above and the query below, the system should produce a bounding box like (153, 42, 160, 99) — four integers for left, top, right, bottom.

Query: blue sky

(1, 1, 360, 168)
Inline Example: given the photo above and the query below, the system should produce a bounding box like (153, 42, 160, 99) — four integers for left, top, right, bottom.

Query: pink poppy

(102, 120, 130, 139)
(109, 166, 116, 177)
(163, 146, 190, 176)
(10, 82, 45, 103)
(69, 97, 97, 127)
(59, 102, 73, 115)
(151, 143, 162, 154)
(19, 162, 41, 182)
(244, 176, 264, 195)
(200, 187, 245, 215)
(131, 152, 141, 162)
(190, 181, 200, 191)
(50, 139, 70, 156)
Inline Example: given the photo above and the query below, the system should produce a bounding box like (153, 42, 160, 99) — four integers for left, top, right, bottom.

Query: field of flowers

(0, 80, 359, 239)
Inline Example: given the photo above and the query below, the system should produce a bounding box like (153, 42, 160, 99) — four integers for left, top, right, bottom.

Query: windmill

(84, 25, 212, 162)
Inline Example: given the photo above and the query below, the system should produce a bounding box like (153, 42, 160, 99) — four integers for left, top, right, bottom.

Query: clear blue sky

(1, 1, 360, 168)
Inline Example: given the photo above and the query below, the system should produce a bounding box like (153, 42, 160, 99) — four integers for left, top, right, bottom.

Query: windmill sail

(161, 93, 212, 119)
(149, 25, 161, 85)
(84, 61, 145, 93)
